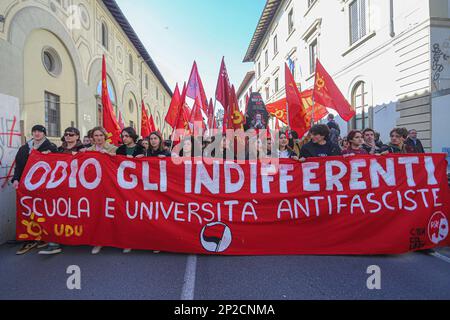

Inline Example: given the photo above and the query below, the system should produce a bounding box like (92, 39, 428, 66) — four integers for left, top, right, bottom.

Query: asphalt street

(0, 244, 449, 300)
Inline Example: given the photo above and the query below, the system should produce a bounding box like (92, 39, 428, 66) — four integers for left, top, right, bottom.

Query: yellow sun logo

(19, 213, 49, 241)
(316, 74, 325, 90)
(232, 111, 243, 125)
(274, 110, 285, 119)
(106, 131, 113, 144)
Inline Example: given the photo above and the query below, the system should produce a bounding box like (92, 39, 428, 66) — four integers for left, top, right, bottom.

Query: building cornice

(430, 17, 450, 28)
(301, 18, 322, 42)
(102, 0, 172, 96)
(237, 71, 256, 98)
(243, 0, 283, 62)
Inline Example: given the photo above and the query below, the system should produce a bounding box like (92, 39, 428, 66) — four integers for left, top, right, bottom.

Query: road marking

(181, 255, 197, 300)
(430, 251, 450, 264)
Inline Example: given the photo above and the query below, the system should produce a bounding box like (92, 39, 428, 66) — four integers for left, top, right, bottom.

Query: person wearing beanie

(12, 125, 57, 255)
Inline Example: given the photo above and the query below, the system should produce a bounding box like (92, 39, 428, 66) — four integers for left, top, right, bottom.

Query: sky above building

(115, 0, 266, 102)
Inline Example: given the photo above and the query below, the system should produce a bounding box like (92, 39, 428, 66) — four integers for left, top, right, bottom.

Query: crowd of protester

(11, 118, 427, 256)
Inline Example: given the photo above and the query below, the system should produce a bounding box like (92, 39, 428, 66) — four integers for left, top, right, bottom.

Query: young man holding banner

(12, 125, 57, 255)
(300, 125, 342, 158)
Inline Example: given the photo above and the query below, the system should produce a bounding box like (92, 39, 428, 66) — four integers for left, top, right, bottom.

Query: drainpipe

(140, 57, 144, 134)
(389, 0, 395, 37)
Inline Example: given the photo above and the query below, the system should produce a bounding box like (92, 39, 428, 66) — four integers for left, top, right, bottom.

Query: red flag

(202, 224, 226, 247)
(215, 57, 232, 131)
(266, 98, 288, 124)
(207, 98, 216, 131)
(101, 55, 121, 145)
(300, 89, 329, 122)
(266, 124, 273, 139)
(189, 95, 206, 134)
(186, 61, 208, 113)
(215, 57, 231, 110)
(285, 63, 310, 138)
(141, 101, 151, 138)
(148, 113, 157, 133)
(118, 111, 125, 130)
(229, 85, 245, 130)
(173, 84, 191, 135)
(245, 93, 250, 114)
(212, 116, 218, 130)
(173, 104, 191, 139)
(267, 90, 328, 125)
(165, 84, 181, 128)
(313, 59, 355, 121)
(275, 118, 280, 130)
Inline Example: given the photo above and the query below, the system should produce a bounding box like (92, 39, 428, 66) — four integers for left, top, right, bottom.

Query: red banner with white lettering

(16, 151, 450, 255)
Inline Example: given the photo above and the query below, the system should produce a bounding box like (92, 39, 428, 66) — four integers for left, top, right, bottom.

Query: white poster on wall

(0, 93, 21, 243)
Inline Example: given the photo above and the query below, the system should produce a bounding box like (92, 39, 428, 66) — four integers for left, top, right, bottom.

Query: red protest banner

(16, 151, 450, 255)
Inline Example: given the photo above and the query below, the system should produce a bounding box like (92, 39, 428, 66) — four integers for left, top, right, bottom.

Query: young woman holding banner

(86, 127, 118, 155)
(86, 127, 117, 255)
(342, 130, 368, 156)
(145, 131, 171, 158)
(172, 135, 195, 158)
(277, 131, 297, 159)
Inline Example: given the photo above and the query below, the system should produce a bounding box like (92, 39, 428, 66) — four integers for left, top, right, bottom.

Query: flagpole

(161, 121, 166, 139)
(170, 83, 187, 150)
(170, 108, 182, 151)
(311, 59, 318, 126)
(213, 99, 217, 133)
(215, 239, 222, 253)
(169, 125, 176, 151)
(286, 102, 291, 129)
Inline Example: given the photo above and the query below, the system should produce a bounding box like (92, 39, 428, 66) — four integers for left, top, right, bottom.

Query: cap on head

(31, 125, 47, 136)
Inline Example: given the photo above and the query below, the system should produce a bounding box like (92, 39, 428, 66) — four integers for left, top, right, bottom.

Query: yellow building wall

(0, 0, 172, 140)
(23, 29, 76, 142)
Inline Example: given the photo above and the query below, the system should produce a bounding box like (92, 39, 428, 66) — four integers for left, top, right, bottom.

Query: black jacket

(12, 139, 57, 183)
(116, 144, 145, 157)
(145, 148, 171, 157)
(57, 141, 85, 154)
(362, 143, 383, 155)
(405, 138, 425, 153)
(327, 120, 341, 133)
(300, 141, 342, 158)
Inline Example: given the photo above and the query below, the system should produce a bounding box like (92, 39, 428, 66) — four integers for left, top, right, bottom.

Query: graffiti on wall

(0, 94, 21, 190)
(432, 42, 450, 91)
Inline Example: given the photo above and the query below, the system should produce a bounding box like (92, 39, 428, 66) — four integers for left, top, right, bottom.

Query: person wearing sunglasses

(55, 127, 86, 155)
(38, 127, 84, 255)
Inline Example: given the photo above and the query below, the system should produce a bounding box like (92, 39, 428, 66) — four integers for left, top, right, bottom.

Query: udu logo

(200, 222, 232, 253)
(428, 212, 449, 244)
